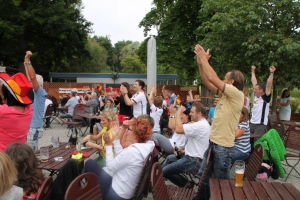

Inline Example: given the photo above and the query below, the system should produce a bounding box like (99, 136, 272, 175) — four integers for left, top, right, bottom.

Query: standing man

(162, 102, 210, 188)
(24, 51, 47, 150)
(250, 65, 276, 136)
(194, 44, 245, 199)
(120, 80, 147, 118)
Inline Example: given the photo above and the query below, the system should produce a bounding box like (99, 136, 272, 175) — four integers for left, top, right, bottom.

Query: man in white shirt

(250, 65, 276, 136)
(162, 102, 210, 188)
(148, 86, 163, 134)
(120, 80, 147, 118)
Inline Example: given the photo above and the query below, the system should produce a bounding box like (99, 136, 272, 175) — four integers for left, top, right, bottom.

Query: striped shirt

(234, 121, 251, 153)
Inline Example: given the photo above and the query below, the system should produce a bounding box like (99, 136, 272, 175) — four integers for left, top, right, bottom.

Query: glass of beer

(40, 147, 49, 162)
(235, 160, 245, 187)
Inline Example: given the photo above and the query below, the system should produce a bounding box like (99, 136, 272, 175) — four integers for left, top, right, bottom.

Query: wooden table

(281, 121, 300, 129)
(76, 113, 98, 134)
(210, 178, 300, 200)
(36, 142, 97, 176)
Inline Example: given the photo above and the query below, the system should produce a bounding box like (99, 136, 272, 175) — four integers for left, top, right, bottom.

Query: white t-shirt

(44, 98, 53, 115)
(250, 94, 271, 125)
(169, 132, 187, 150)
(131, 92, 147, 118)
(150, 104, 163, 132)
(183, 118, 210, 159)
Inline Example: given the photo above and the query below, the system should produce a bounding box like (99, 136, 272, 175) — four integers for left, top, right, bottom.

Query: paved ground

(39, 120, 300, 199)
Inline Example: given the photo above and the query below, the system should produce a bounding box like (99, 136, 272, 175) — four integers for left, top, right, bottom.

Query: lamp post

(111, 71, 118, 84)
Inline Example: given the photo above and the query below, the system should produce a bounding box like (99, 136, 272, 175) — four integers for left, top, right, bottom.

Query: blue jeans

(232, 147, 249, 163)
(161, 154, 178, 168)
(85, 159, 127, 200)
(162, 154, 202, 187)
(197, 143, 234, 200)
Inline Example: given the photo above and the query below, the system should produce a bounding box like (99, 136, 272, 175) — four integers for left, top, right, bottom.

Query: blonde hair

(0, 152, 17, 196)
(100, 110, 118, 128)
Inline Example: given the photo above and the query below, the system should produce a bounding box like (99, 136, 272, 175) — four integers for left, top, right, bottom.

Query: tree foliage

(121, 54, 146, 73)
(0, 0, 92, 79)
(198, 0, 300, 88)
(139, 0, 204, 82)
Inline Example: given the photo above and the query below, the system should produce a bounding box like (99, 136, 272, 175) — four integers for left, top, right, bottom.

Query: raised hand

(103, 132, 113, 145)
(270, 66, 276, 73)
(251, 65, 256, 72)
(194, 44, 211, 65)
(110, 121, 120, 139)
(25, 51, 32, 60)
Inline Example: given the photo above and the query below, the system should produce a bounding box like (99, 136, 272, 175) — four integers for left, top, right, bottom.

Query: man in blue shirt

(24, 51, 47, 150)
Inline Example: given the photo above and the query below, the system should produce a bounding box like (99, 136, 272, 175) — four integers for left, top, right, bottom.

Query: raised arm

(188, 89, 194, 101)
(148, 86, 155, 106)
(168, 104, 176, 129)
(265, 66, 276, 96)
(194, 44, 224, 94)
(120, 85, 135, 106)
(251, 65, 258, 89)
(23, 51, 39, 92)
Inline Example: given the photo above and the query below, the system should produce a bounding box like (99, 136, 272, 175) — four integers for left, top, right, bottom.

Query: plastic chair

(244, 144, 264, 181)
(64, 172, 103, 200)
(36, 176, 53, 200)
(150, 162, 194, 200)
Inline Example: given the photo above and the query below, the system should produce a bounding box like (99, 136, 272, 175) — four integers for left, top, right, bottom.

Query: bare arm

(265, 66, 276, 96)
(194, 45, 224, 94)
(148, 86, 155, 106)
(168, 104, 176, 129)
(174, 106, 185, 134)
(235, 128, 246, 139)
(23, 51, 39, 92)
(120, 85, 135, 106)
(188, 90, 194, 101)
(251, 65, 258, 89)
(281, 99, 291, 106)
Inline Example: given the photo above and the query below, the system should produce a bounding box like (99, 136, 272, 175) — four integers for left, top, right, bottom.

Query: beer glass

(235, 160, 245, 187)
(51, 135, 60, 148)
(40, 147, 49, 162)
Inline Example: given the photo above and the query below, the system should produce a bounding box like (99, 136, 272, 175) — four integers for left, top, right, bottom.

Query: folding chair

(64, 173, 103, 200)
(284, 125, 300, 181)
(43, 104, 53, 129)
(36, 176, 53, 200)
(59, 104, 86, 137)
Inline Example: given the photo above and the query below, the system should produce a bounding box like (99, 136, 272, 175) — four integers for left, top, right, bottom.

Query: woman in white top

(85, 118, 154, 200)
(279, 89, 292, 121)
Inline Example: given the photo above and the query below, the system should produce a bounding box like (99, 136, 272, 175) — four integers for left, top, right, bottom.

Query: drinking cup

(40, 147, 49, 162)
(235, 160, 245, 187)
(51, 136, 60, 148)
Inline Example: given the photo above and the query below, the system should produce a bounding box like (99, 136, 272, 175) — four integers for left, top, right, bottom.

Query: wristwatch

(170, 116, 175, 119)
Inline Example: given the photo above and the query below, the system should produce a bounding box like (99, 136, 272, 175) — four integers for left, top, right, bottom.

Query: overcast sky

(81, 0, 157, 45)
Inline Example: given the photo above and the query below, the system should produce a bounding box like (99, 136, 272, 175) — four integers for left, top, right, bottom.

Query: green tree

(120, 42, 140, 61)
(93, 35, 114, 69)
(0, 0, 92, 79)
(84, 37, 108, 72)
(198, 0, 300, 88)
(139, 0, 204, 82)
(121, 54, 146, 73)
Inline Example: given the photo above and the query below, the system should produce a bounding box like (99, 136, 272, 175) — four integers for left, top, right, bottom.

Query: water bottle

(76, 135, 81, 152)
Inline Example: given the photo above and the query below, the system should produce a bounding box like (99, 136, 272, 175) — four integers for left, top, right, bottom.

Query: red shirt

(0, 104, 33, 151)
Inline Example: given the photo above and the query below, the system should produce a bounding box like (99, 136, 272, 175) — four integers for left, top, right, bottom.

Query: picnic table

(210, 178, 300, 200)
(36, 142, 97, 176)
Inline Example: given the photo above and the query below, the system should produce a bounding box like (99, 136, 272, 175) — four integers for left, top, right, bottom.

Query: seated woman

(232, 107, 251, 163)
(85, 118, 154, 200)
(0, 73, 33, 151)
(0, 151, 23, 200)
(82, 111, 118, 162)
(5, 142, 45, 200)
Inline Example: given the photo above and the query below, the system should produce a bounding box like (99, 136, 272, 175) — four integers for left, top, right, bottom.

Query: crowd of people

(0, 46, 291, 200)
